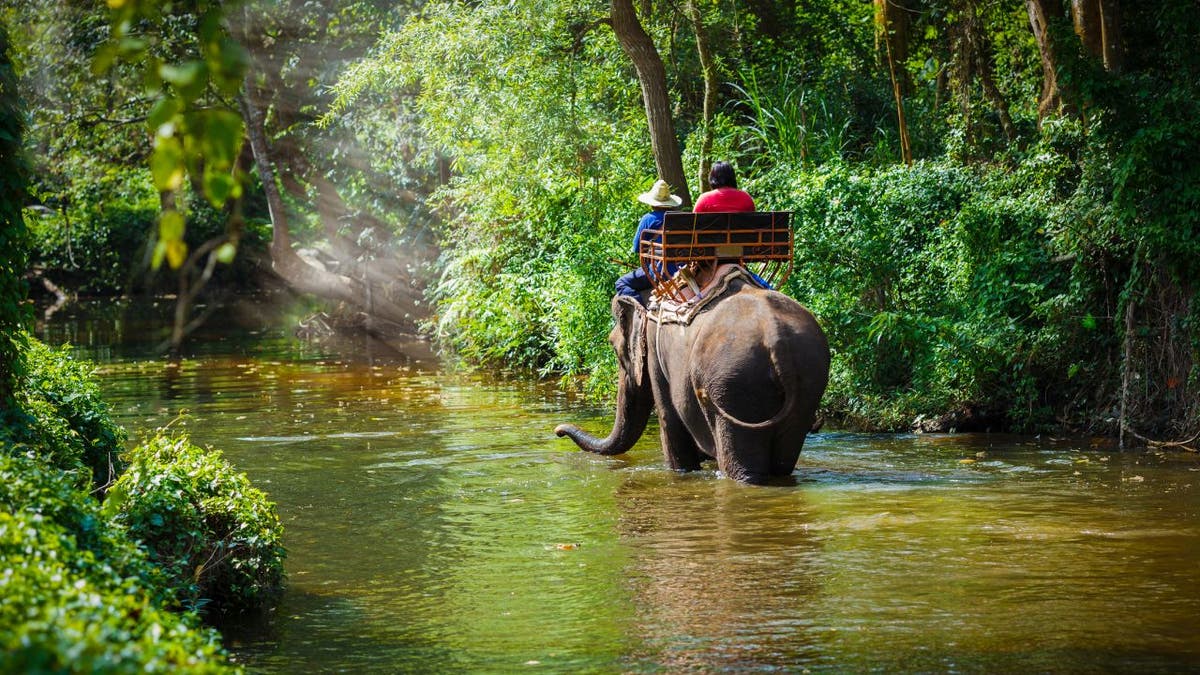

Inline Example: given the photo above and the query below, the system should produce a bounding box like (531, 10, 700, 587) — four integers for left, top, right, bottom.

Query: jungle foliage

(0, 337, 284, 670)
(0, 362, 244, 670)
(0, 454, 232, 674)
(0, 327, 288, 664)
(0, 21, 28, 401)
(107, 434, 287, 616)
(5, 0, 266, 298)
(3, 338, 128, 489)
(6, 1, 1200, 440)
(5, 0, 430, 351)
(332, 0, 1199, 439)
(4, 19, 261, 671)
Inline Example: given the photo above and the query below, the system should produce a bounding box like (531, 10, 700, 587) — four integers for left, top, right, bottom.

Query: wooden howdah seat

(637, 211, 794, 303)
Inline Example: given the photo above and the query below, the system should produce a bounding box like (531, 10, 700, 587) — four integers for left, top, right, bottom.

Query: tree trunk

(227, 4, 432, 346)
(1026, 0, 1074, 122)
(953, 0, 1016, 147)
(982, 86, 1017, 143)
(875, 0, 913, 165)
(0, 20, 27, 403)
(960, 2, 1017, 141)
(1072, 0, 1122, 72)
(874, 0, 911, 75)
(611, 0, 692, 206)
(241, 75, 418, 328)
(1119, 286, 1136, 448)
(686, 0, 718, 193)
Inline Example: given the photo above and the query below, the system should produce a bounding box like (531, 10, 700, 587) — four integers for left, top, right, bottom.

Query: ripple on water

(236, 435, 321, 443)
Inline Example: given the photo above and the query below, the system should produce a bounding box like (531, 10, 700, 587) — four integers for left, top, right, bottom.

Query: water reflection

(39, 300, 1200, 673)
(796, 434, 1200, 672)
(617, 475, 823, 671)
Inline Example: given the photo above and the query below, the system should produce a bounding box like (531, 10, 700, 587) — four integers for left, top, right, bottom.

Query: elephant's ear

(611, 296, 648, 388)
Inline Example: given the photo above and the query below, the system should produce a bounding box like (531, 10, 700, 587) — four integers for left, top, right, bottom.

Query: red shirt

(693, 187, 755, 213)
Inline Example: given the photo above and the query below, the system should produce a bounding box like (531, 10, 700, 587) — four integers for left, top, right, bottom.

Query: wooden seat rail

(638, 211, 794, 302)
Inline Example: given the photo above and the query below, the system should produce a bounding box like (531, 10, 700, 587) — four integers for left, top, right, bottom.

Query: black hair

(708, 161, 737, 189)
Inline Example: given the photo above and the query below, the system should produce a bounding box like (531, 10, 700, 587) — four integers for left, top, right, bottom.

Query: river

(39, 297, 1200, 673)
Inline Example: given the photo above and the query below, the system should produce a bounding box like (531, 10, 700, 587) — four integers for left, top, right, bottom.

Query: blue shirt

(631, 210, 673, 281)
(631, 210, 666, 254)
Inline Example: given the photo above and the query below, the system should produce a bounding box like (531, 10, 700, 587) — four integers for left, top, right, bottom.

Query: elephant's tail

(703, 349, 795, 430)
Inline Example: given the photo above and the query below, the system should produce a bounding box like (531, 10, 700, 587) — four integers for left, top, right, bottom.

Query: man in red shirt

(693, 161, 754, 212)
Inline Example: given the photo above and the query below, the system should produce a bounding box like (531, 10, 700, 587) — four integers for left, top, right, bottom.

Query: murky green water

(42, 299, 1200, 672)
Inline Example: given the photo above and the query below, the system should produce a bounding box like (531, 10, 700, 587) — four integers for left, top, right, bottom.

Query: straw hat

(637, 179, 683, 208)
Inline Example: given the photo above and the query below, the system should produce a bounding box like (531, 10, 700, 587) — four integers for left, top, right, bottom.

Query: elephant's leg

(712, 420, 773, 484)
(768, 437, 805, 477)
(658, 404, 703, 472)
(768, 417, 809, 477)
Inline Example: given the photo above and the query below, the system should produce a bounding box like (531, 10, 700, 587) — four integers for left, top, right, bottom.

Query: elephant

(555, 268, 830, 484)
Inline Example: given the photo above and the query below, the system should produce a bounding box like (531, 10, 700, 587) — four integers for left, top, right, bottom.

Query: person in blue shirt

(615, 179, 682, 303)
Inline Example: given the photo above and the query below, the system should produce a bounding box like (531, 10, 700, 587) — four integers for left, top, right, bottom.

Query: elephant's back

(701, 287, 828, 357)
(688, 288, 830, 424)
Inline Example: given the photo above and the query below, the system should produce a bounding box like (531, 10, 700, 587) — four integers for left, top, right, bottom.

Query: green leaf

(146, 97, 181, 133)
(199, 8, 223, 45)
(215, 242, 238, 264)
(152, 240, 168, 270)
(159, 61, 209, 102)
(202, 169, 238, 207)
(212, 38, 249, 95)
(101, 481, 128, 518)
(91, 42, 119, 76)
(166, 240, 188, 270)
(118, 37, 147, 55)
(198, 110, 244, 169)
(158, 210, 185, 242)
(150, 136, 185, 191)
(142, 56, 163, 91)
(159, 61, 204, 88)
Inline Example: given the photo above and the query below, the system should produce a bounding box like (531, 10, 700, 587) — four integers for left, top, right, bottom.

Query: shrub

(751, 157, 1076, 431)
(1, 336, 126, 490)
(26, 197, 156, 296)
(430, 181, 634, 381)
(106, 434, 286, 615)
(26, 182, 269, 298)
(0, 453, 233, 674)
(0, 451, 148, 584)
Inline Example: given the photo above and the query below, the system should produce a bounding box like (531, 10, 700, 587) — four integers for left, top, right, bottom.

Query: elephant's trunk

(554, 372, 652, 455)
(556, 295, 653, 455)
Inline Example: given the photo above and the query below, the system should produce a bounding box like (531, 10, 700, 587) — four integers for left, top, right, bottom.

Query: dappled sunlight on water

(42, 300, 1200, 672)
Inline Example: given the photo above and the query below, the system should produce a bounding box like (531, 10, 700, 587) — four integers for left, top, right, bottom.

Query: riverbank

(0, 331, 287, 671)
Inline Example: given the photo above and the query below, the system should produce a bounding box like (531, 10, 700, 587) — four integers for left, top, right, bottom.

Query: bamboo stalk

(879, 5, 912, 166)
(1119, 290, 1135, 448)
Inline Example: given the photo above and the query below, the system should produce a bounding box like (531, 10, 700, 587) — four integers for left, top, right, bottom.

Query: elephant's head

(554, 295, 652, 455)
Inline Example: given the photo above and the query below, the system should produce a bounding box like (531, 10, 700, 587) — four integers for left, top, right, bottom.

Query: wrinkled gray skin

(556, 278, 830, 484)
